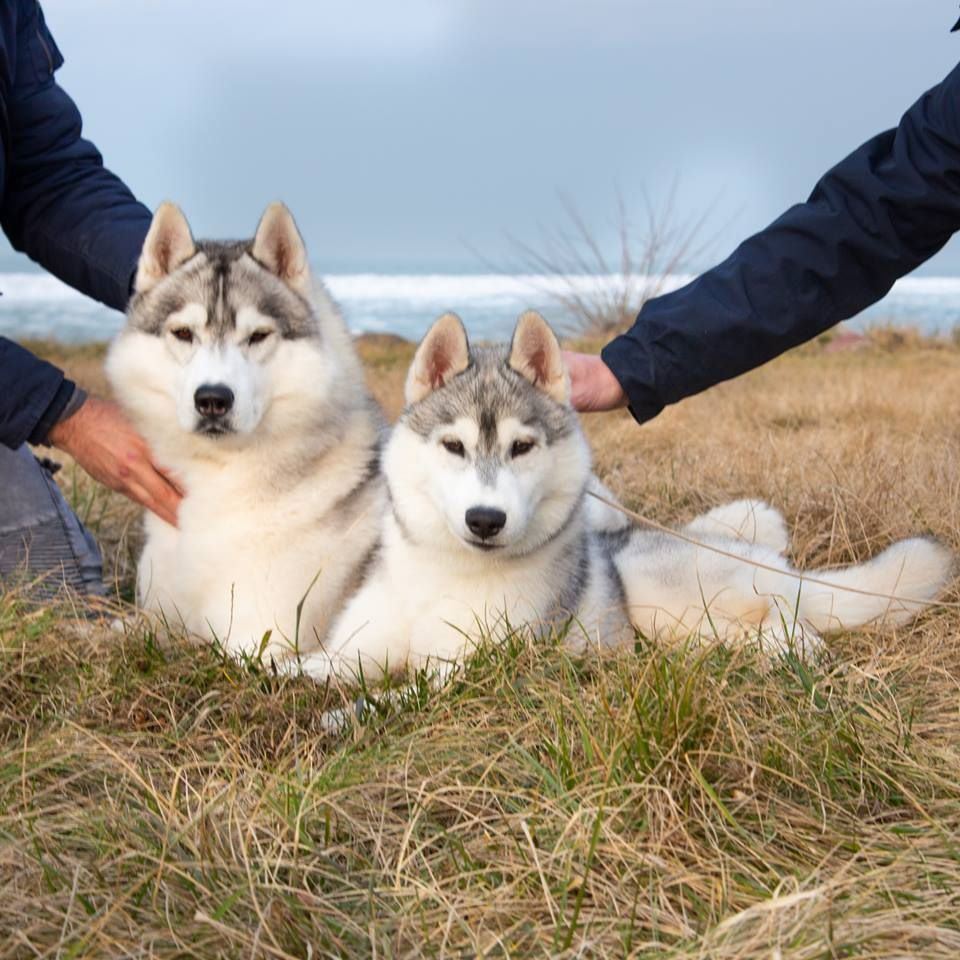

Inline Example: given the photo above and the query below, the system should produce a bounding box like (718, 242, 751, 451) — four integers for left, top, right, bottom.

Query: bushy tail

(793, 538, 953, 633)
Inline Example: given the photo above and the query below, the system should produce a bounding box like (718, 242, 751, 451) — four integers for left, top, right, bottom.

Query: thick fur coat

(107, 203, 384, 659)
(294, 311, 953, 682)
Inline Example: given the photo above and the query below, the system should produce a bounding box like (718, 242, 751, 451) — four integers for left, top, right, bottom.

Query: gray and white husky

(293, 310, 952, 681)
(107, 202, 383, 660)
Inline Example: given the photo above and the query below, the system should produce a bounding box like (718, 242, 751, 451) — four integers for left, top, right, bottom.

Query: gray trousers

(0, 444, 106, 600)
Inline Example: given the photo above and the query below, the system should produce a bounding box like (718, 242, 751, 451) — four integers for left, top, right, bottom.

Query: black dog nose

(465, 506, 507, 540)
(194, 384, 234, 418)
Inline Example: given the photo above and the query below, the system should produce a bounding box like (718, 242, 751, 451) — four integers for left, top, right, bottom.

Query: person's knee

(0, 444, 106, 600)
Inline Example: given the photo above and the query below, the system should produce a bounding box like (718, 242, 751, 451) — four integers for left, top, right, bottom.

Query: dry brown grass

(2, 334, 960, 958)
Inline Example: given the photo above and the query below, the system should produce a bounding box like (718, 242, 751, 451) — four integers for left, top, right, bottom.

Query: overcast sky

(4, 1, 960, 274)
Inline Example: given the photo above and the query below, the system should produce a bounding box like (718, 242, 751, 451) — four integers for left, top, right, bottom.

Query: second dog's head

(107, 202, 341, 454)
(385, 311, 591, 558)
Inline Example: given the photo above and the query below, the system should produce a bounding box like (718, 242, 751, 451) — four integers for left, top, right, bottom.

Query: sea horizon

(1, 269, 959, 344)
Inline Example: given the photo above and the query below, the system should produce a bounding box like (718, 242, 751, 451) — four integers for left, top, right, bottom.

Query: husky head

(107, 202, 350, 455)
(385, 311, 591, 558)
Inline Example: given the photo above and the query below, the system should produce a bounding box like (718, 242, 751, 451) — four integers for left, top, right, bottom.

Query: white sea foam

(0, 270, 957, 343)
(323, 272, 695, 303)
(892, 276, 960, 295)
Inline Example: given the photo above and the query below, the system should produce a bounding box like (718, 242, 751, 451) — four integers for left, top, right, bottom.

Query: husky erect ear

(134, 202, 196, 294)
(508, 310, 570, 404)
(252, 202, 311, 298)
(406, 312, 470, 405)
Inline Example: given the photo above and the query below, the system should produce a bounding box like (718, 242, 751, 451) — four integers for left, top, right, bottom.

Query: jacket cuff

(600, 332, 665, 424)
(59, 385, 88, 422)
(28, 378, 80, 446)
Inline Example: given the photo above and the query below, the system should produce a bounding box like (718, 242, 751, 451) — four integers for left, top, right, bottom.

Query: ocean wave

(1, 272, 107, 305)
(323, 272, 696, 302)
(1, 271, 958, 342)
(891, 277, 960, 296)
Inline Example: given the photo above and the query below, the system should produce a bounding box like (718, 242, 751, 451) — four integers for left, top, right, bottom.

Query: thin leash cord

(586, 490, 960, 610)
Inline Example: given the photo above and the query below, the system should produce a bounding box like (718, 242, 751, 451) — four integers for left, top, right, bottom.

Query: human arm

(46, 396, 181, 527)
(586, 60, 960, 422)
(561, 350, 626, 412)
(0, 0, 152, 309)
(0, 2, 178, 522)
(0, 337, 181, 525)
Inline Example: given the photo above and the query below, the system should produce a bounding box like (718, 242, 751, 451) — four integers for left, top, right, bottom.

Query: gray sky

(5, 1, 960, 273)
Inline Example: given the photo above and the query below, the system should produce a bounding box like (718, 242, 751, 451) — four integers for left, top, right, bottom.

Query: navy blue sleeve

(0, 1, 152, 309)
(0, 337, 74, 448)
(0, 1, 152, 449)
(602, 61, 960, 423)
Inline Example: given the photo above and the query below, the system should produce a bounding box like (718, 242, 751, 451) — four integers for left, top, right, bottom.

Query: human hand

(562, 351, 628, 413)
(48, 395, 183, 526)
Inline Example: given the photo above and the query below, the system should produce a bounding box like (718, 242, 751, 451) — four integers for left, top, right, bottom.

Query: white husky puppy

(292, 310, 952, 682)
(107, 203, 384, 660)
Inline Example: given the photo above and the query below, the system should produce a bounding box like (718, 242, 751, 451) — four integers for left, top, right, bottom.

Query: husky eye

(171, 328, 194, 344)
(511, 439, 536, 458)
(248, 330, 272, 346)
(441, 438, 465, 457)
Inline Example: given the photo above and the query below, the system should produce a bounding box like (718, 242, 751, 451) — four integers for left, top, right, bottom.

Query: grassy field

(2, 331, 960, 958)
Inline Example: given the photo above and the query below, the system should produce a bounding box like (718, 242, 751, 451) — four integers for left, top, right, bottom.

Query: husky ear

(406, 312, 470, 404)
(508, 310, 569, 404)
(251, 202, 311, 298)
(134, 202, 196, 293)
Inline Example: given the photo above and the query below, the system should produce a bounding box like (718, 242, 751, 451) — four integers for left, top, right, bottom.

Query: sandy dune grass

(1, 333, 959, 957)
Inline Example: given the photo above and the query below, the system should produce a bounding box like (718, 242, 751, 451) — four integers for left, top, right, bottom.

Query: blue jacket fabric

(0, 1, 151, 449)
(602, 58, 960, 423)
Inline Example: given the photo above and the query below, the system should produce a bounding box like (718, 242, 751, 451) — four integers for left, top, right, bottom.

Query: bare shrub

(510, 182, 716, 337)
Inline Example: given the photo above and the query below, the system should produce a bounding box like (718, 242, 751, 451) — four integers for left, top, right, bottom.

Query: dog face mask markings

(122, 202, 318, 440)
(388, 311, 591, 558)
